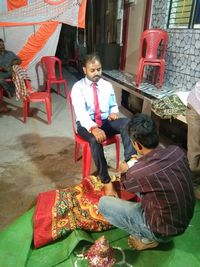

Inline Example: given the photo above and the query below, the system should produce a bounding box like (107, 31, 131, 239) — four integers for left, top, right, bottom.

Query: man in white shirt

(71, 53, 136, 196)
(186, 80, 200, 199)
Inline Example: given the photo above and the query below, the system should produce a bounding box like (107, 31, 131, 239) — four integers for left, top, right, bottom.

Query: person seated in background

(186, 80, 200, 199)
(71, 53, 136, 197)
(0, 38, 21, 98)
(0, 38, 22, 113)
(98, 113, 195, 251)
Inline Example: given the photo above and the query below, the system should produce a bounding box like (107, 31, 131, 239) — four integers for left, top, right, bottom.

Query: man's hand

(108, 112, 118, 121)
(11, 59, 22, 66)
(120, 161, 129, 174)
(91, 127, 107, 143)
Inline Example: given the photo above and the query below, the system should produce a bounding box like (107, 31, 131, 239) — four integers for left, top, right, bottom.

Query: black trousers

(77, 118, 136, 183)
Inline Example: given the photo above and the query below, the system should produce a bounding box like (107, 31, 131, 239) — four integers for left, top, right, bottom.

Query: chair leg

(45, 98, 52, 124)
(23, 100, 29, 123)
(47, 81, 51, 94)
(82, 143, 92, 178)
(56, 84, 60, 94)
(115, 137, 120, 172)
(159, 61, 165, 88)
(0, 86, 3, 101)
(75, 142, 80, 161)
(135, 59, 144, 86)
(154, 66, 160, 85)
(64, 81, 68, 98)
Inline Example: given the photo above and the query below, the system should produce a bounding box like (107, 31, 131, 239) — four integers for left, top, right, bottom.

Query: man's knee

(118, 117, 130, 130)
(98, 196, 110, 213)
(89, 135, 98, 145)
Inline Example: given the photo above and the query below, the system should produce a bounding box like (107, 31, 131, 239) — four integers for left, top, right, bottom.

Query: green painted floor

(0, 201, 199, 267)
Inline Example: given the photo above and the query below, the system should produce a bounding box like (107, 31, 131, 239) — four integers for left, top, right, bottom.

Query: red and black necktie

(92, 82, 102, 127)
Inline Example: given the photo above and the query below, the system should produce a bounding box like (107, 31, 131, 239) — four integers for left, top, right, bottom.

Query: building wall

(125, 0, 146, 74)
(151, 0, 200, 91)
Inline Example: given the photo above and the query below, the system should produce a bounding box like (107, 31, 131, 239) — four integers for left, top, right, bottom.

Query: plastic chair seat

(23, 80, 52, 124)
(41, 56, 68, 96)
(143, 58, 164, 63)
(47, 77, 65, 82)
(67, 92, 120, 179)
(26, 92, 50, 100)
(135, 29, 168, 88)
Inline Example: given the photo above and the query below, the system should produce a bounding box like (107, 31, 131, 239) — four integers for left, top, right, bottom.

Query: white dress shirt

(187, 80, 200, 115)
(71, 77, 119, 131)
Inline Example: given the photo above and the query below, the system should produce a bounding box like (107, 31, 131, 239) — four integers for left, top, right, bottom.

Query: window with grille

(167, 0, 200, 29)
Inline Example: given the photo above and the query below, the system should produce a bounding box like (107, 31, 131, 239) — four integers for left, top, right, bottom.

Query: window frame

(192, 0, 200, 28)
(167, 0, 200, 29)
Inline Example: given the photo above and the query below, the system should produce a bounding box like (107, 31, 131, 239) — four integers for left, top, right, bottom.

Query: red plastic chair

(41, 56, 68, 95)
(0, 85, 3, 101)
(135, 29, 168, 88)
(67, 92, 120, 179)
(67, 47, 78, 68)
(23, 80, 52, 124)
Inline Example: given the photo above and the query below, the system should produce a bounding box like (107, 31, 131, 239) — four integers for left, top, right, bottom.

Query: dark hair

(0, 39, 4, 43)
(127, 113, 159, 148)
(82, 52, 101, 67)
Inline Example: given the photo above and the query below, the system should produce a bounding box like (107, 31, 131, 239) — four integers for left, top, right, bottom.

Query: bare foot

(128, 235, 159, 250)
(104, 182, 118, 197)
(194, 188, 200, 200)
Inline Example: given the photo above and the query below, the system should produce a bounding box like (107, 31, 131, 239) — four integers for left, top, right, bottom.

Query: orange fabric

(18, 21, 59, 68)
(44, 0, 65, 4)
(78, 0, 87, 28)
(7, 0, 28, 11)
(0, 21, 49, 27)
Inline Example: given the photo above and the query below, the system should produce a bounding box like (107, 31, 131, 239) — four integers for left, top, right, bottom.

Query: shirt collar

(84, 76, 100, 87)
(139, 146, 161, 161)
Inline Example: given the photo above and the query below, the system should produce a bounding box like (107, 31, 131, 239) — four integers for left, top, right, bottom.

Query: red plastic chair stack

(23, 80, 52, 124)
(41, 56, 68, 96)
(135, 28, 168, 88)
(67, 92, 120, 179)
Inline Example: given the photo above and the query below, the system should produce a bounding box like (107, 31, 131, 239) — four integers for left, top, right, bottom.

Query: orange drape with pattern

(18, 21, 59, 68)
(7, 0, 28, 11)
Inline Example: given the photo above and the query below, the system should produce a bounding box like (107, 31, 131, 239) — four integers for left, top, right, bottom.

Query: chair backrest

(139, 29, 168, 60)
(24, 79, 34, 94)
(67, 91, 78, 136)
(12, 65, 31, 99)
(41, 56, 63, 80)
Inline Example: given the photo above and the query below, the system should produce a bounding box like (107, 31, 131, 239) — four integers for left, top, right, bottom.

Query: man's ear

(136, 141, 143, 150)
(83, 66, 86, 75)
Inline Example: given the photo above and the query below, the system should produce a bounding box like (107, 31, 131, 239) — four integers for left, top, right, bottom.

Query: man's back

(121, 145, 195, 237)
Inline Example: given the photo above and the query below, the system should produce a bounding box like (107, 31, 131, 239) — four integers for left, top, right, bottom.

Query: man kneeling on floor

(98, 113, 195, 250)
